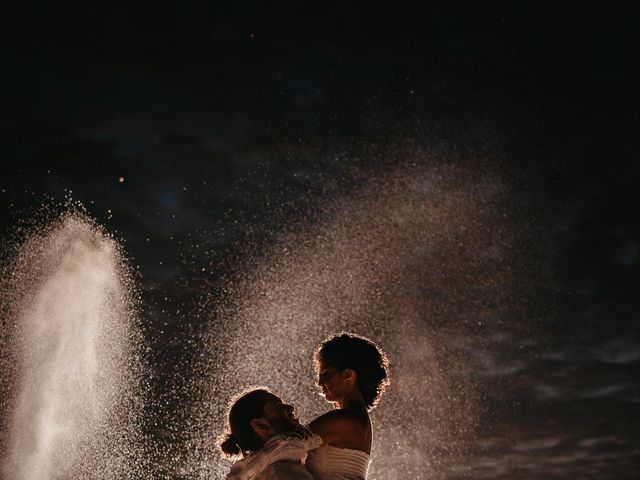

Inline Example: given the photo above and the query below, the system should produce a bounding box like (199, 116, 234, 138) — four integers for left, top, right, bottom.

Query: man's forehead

(263, 395, 283, 407)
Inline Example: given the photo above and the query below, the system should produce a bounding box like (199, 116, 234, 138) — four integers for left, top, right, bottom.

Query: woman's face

(317, 358, 352, 403)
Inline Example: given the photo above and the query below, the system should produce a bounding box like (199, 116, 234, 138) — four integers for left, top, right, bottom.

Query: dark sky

(2, 2, 637, 265)
(1, 2, 639, 478)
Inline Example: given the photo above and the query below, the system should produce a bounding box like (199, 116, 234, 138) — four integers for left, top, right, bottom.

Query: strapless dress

(305, 443, 370, 480)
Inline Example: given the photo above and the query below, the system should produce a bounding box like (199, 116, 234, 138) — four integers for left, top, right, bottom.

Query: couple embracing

(218, 333, 390, 480)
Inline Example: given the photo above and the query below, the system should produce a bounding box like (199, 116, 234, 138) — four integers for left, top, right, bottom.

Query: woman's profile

(306, 332, 390, 480)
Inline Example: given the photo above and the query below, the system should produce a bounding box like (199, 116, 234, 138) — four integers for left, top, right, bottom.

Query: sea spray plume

(0, 214, 149, 480)
(185, 161, 531, 479)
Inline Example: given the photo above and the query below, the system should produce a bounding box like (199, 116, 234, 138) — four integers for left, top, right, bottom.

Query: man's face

(261, 394, 300, 434)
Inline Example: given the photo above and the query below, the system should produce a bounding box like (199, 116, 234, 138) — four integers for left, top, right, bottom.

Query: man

(219, 388, 320, 480)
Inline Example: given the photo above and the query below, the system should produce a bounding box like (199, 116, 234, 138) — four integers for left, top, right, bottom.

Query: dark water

(1, 4, 639, 478)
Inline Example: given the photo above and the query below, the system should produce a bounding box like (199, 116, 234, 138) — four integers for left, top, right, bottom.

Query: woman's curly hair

(316, 332, 390, 410)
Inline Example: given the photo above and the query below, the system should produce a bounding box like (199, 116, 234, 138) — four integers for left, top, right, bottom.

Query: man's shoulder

(226, 435, 317, 480)
(257, 460, 314, 480)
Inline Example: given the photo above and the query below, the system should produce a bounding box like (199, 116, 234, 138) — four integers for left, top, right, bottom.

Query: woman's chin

(318, 391, 332, 402)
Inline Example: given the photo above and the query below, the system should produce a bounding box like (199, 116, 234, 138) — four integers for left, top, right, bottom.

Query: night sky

(1, 2, 639, 479)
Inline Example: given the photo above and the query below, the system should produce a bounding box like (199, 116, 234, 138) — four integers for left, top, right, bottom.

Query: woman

(306, 332, 391, 480)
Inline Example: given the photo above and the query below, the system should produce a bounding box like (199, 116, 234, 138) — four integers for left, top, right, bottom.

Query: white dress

(305, 443, 371, 480)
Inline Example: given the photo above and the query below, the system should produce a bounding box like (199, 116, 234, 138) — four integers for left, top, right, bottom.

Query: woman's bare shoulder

(309, 410, 368, 443)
